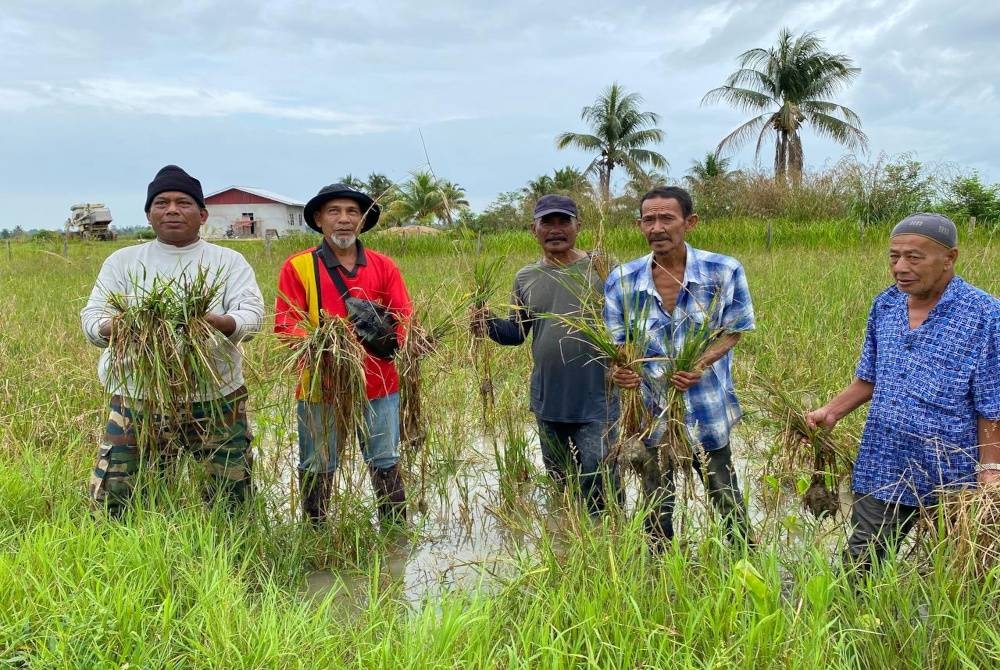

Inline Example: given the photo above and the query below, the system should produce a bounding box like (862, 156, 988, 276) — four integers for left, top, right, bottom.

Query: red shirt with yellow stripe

(274, 240, 412, 401)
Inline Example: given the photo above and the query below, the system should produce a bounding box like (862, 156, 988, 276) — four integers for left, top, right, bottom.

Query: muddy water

(257, 424, 852, 610)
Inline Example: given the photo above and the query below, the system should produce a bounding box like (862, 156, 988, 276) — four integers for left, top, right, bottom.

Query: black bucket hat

(304, 183, 381, 233)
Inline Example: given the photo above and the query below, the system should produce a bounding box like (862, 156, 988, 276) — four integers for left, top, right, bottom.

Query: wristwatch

(975, 462, 1000, 472)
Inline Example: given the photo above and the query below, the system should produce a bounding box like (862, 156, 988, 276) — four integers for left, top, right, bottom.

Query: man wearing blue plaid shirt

(605, 186, 755, 547)
(807, 213, 1000, 573)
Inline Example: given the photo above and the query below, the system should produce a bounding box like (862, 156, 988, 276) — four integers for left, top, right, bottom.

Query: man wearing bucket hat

(81, 165, 265, 516)
(471, 194, 620, 516)
(807, 213, 1000, 573)
(274, 183, 413, 527)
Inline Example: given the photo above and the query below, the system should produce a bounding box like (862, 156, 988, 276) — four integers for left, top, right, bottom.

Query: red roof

(204, 187, 304, 206)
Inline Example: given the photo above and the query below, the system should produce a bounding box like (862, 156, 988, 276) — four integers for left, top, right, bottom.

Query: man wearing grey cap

(807, 212, 1000, 572)
(471, 194, 620, 515)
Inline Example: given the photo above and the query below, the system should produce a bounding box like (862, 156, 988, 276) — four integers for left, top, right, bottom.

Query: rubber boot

(299, 470, 334, 523)
(369, 464, 407, 529)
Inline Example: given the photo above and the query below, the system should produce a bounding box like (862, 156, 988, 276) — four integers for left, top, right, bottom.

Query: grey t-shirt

(486, 254, 619, 423)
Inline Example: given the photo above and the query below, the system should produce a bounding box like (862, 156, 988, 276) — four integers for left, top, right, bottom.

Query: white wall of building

(204, 203, 307, 238)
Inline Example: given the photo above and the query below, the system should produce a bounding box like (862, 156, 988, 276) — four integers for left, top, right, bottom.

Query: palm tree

(686, 152, 732, 186)
(387, 172, 468, 227)
(702, 28, 868, 183)
(622, 169, 668, 201)
(364, 173, 396, 201)
(551, 166, 592, 195)
(556, 83, 667, 205)
(522, 175, 556, 202)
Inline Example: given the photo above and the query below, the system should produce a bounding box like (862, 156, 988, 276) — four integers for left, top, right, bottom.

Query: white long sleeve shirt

(81, 238, 265, 400)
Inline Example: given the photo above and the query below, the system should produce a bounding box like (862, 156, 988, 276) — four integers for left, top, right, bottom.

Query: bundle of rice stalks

(749, 377, 854, 519)
(539, 302, 650, 468)
(468, 257, 506, 428)
(295, 311, 369, 455)
(924, 486, 1000, 578)
(106, 267, 226, 439)
(398, 299, 462, 451)
(655, 315, 726, 475)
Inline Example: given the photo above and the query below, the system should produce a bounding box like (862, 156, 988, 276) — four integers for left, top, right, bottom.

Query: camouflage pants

(89, 387, 253, 515)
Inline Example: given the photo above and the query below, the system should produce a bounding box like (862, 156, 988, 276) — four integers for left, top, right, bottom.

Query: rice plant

(398, 298, 463, 451)
(290, 310, 369, 461)
(105, 266, 227, 441)
(538, 292, 651, 467)
(468, 256, 506, 432)
(922, 487, 1000, 578)
(652, 309, 726, 475)
(748, 377, 854, 519)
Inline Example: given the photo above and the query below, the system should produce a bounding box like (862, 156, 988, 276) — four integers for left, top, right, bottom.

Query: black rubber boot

(299, 470, 334, 524)
(369, 464, 407, 529)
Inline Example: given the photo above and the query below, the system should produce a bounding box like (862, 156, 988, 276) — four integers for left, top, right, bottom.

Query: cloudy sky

(2, 0, 998, 231)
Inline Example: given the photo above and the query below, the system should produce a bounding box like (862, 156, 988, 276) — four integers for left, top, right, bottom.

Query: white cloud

(0, 87, 47, 112)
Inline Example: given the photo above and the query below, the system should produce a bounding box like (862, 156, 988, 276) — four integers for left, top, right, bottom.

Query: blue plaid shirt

(853, 276, 1000, 506)
(603, 244, 755, 451)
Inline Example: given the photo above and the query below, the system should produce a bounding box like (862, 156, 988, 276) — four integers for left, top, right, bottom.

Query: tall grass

(1, 222, 999, 667)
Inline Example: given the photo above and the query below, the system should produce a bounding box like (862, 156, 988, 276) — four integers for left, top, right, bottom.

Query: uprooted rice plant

(749, 377, 855, 519)
(290, 309, 369, 452)
(468, 256, 505, 432)
(105, 266, 228, 437)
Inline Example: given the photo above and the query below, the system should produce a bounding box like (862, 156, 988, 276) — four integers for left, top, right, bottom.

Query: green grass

(1, 221, 999, 667)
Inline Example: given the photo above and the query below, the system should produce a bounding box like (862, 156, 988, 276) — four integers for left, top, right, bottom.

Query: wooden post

(765, 221, 773, 251)
(5, 239, 11, 262)
(968, 216, 977, 235)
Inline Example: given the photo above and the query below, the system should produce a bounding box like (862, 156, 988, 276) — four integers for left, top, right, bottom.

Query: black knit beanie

(144, 165, 206, 212)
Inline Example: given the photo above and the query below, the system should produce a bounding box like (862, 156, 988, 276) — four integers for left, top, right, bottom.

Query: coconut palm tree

(622, 169, 668, 201)
(364, 173, 396, 201)
(556, 83, 667, 205)
(387, 172, 468, 227)
(702, 28, 868, 183)
(686, 153, 732, 186)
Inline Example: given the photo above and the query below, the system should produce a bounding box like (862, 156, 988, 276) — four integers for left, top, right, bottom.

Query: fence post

(968, 216, 977, 236)
(6, 239, 11, 262)
(765, 221, 773, 251)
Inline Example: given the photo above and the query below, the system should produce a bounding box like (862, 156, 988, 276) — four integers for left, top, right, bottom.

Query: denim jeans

(536, 418, 620, 514)
(297, 392, 400, 473)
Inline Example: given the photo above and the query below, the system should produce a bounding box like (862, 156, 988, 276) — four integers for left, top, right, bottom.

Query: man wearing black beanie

(81, 165, 265, 516)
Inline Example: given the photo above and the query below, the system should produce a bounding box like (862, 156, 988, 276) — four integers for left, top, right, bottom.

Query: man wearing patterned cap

(807, 213, 1000, 572)
(81, 165, 265, 516)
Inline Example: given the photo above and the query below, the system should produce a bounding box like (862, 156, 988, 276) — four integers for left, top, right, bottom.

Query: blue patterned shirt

(853, 277, 1000, 506)
(603, 244, 755, 451)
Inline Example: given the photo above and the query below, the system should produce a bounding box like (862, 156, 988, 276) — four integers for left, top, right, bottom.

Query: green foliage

(467, 191, 528, 232)
(841, 153, 937, 226)
(385, 171, 469, 228)
(943, 171, 1000, 224)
